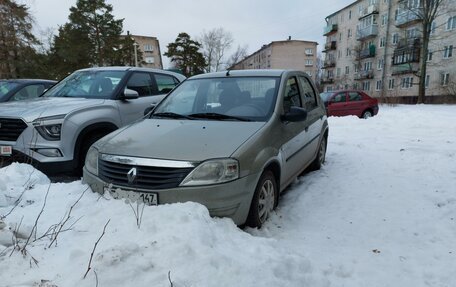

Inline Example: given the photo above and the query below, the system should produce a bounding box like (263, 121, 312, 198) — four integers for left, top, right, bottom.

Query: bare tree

(226, 44, 249, 69)
(200, 27, 233, 72)
(400, 0, 446, 103)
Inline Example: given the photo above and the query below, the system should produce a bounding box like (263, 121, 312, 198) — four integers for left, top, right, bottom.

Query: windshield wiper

(189, 113, 251, 122)
(151, 112, 194, 120)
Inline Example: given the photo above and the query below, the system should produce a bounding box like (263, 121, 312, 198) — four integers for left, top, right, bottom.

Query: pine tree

(164, 32, 206, 77)
(0, 0, 38, 78)
(50, 0, 124, 77)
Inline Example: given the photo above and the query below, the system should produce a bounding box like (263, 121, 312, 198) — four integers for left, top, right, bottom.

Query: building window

(377, 58, 384, 70)
(425, 74, 430, 88)
(427, 50, 433, 61)
(349, 10, 352, 20)
(305, 59, 313, 66)
(392, 33, 399, 44)
(401, 77, 414, 89)
(345, 66, 350, 75)
(380, 37, 386, 47)
(336, 68, 341, 77)
(363, 81, 371, 91)
(382, 14, 388, 26)
(376, 80, 382, 91)
(388, 78, 395, 90)
(305, 48, 314, 55)
(447, 16, 456, 30)
(430, 21, 436, 35)
(444, 45, 453, 58)
(441, 73, 450, 86)
(145, 56, 155, 64)
(338, 50, 341, 59)
(305, 71, 312, 77)
(348, 29, 352, 38)
(143, 44, 154, 52)
(354, 64, 360, 73)
(346, 48, 351, 56)
(339, 32, 343, 41)
(364, 61, 372, 71)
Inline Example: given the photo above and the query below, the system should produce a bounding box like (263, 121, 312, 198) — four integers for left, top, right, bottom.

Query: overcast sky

(21, 0, 354, 68)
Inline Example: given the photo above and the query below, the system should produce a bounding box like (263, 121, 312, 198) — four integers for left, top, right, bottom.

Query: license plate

(104, 185, 158, 206)
(0, 146, 12, 156)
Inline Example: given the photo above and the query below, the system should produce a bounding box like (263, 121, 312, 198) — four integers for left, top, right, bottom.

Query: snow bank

(1, 104, 455, 287)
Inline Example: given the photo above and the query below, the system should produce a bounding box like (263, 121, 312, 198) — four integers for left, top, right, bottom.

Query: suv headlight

(33, 114, 66, 141)
(85, 147, 99, 176)
(180, 158, 239, 186)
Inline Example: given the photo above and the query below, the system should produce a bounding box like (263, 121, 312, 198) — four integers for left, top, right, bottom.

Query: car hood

(0, 97, 106, 122)
(98, 119, 266, 162)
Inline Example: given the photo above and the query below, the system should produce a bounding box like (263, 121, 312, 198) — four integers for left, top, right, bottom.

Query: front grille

(0, 118, 28, 141)
(98, 159, 194, 190)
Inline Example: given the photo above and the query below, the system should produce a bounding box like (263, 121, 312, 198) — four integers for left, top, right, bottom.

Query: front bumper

(83, 166, 260, 226)
(0, 149, 74, 175)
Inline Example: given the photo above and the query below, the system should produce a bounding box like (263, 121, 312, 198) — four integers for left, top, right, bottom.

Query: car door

(116, 72, 178, 125)
(297, 75, 324, 164)
(327, 92, 348, 116)
(279, 75, 314, 183)
(346, 91, 365, 117)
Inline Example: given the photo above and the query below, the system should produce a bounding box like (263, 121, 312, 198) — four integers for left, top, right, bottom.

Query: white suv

(0, 67, 185, 175)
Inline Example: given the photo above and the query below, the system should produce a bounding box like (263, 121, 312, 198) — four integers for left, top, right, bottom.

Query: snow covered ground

(0, 104, 455, 287)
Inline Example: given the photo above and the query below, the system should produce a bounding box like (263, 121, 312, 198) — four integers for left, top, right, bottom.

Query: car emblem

(127, 167, 137, 184)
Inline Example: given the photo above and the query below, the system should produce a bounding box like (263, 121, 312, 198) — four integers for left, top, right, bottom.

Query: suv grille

(98, 159, 194, 190)
(0, 118, 28, 141)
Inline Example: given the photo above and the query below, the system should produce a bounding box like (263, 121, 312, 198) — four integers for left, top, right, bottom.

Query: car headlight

(33, 114, 66, 141)
(35, 124, 62, 140)
(85, 147, 99, 176)
(180, 158, 239, 186)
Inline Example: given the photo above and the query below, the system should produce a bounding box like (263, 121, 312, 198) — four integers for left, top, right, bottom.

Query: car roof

(0, 79, 57, 84)
(189, 69, 295, 80)
(75, 66, 186, 80)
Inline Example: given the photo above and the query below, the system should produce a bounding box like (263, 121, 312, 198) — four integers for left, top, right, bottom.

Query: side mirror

(144, 105, 156, 116)
(281, 106, 308, 122)
(122, 88, 139, 100)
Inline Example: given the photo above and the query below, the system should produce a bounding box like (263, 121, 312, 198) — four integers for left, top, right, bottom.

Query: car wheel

(246, 170, 277, 228)
(362, 110, 373, 119)
(76, 133, 105, 175)
(309, 136, 327, 171)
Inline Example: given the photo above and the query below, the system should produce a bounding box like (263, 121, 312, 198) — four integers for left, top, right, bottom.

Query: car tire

(76, 133, 105, 175)
(246, 170, 278, 228)
(308, 136, 327, 171)
(362, 110, 373, 119)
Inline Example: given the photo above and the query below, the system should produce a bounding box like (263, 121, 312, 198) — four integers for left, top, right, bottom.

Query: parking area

(0, 104, 455, 287)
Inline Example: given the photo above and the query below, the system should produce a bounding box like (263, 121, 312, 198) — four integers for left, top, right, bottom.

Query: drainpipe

(381, 2, 394, 99)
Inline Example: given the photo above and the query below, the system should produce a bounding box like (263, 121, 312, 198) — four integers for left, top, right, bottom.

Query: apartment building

(230, 39, 319, 83)
(322, 0, 456, 102)
(126, 34, 163, 69)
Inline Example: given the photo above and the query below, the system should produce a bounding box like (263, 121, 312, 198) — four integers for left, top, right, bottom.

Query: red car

(320, 90, 379, 118)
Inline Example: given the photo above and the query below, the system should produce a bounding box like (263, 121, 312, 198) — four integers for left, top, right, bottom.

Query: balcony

(357, 46, 376, 60)
(322, 60, 336, 69)
(396, 10, 422, 27)
(396, 37, 421, 49)
(323, 24, 338, 36)
(359, 4, 379, 19)
(354, 70, 374, 80)
(323, 41, 337, 52)
(321, 77, 335, 84)
(392, 63, 419, 75)
(357, 24, 378, 41)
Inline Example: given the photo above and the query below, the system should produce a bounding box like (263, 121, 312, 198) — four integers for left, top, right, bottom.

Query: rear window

(319, 92, 333, 102)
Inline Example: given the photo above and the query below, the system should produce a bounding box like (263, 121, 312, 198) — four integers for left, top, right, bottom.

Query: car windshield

(43, 70, 126, 99)
(152, 76, 280, 122)
(319, 92, 333, 102)
(0, 81, 19, 99)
